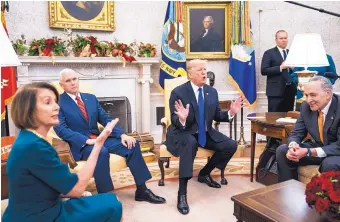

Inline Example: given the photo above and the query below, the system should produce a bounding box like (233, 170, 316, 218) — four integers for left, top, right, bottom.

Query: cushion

(298, 165, 319, 184)
(160, 144, 214, 158)
(71, 154, 127, 173)
(164, 77, 188, 126)
(70, 154, 127, 191)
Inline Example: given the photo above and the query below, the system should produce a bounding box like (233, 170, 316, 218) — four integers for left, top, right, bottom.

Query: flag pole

(237, 107, 247, 148)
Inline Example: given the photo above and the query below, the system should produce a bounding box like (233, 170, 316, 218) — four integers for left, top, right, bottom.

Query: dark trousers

(175, 132, 237, 179)
(295, 102, 302, 111)
(276, 144, 340, 182)
(81, 138, 152, 193)
(268, 84, 296, 112)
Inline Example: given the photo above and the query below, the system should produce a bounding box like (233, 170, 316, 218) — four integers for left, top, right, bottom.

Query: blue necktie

(283, 49, 292, 83)
(283, 49, 287, 60)
(198, 88, 206, 147)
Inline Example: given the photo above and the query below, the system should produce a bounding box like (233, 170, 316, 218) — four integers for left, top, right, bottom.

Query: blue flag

(228, 45, 257, 107)
(159, 1, 186, 92)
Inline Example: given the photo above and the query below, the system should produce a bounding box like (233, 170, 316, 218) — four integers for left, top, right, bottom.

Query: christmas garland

(12, 32, 157, 64)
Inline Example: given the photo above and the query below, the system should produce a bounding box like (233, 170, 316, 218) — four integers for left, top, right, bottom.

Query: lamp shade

(0, 24, 21, 67)
(285, 33, 329, 68)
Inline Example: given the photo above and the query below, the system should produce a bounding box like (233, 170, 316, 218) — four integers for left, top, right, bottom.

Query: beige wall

(5, 1, 340, 93)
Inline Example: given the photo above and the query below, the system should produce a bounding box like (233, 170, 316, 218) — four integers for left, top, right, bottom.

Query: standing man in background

(261, 30, 297, 112)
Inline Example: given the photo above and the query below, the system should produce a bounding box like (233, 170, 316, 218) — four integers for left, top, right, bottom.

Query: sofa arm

(51, 137, 78, 169)
(161, 117, 168, 143)
(213, 121, 220, 131)
(98, 123, 104, 132)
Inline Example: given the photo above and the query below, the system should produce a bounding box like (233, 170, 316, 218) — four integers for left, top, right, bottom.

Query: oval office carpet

(87, 158, 258, 191)
(114, 175, 264, 222)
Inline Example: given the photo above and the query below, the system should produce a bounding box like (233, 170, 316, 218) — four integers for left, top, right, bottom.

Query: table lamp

(285, 33, 329, 98)
(285, 33, 329, 81)
(0, 24, 21, 67)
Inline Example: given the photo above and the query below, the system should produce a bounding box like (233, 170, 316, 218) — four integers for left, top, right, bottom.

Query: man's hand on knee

(121, 134, 136, 149)
(286, 146, 308, 162)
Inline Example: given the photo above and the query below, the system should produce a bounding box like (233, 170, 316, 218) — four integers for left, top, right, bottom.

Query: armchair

(158, 77, 227, 186)
(48, 82, 127, 190)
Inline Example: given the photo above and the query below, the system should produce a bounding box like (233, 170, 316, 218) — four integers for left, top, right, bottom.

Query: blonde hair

(187, 59, 207, 73)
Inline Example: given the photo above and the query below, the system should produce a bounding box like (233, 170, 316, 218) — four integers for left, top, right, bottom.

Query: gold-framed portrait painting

(49, 1, 115, 32)
(183, 2, 232, 59)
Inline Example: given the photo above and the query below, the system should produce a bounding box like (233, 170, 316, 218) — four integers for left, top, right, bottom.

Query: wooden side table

(247, 112, 295, 182)
(1, 136, 16, 200)
(231, 180, 320, 222)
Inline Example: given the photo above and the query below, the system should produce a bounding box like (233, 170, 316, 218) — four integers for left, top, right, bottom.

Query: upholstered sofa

(298, 165, 319, 184)
(286, 111, 320, 184)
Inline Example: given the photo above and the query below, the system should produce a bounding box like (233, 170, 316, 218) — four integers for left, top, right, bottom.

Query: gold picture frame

(183, 2, 232, 59)
(49, 1, 115, 32)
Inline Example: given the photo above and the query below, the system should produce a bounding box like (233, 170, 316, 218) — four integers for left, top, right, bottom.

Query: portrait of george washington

(61, 1, 104, 21)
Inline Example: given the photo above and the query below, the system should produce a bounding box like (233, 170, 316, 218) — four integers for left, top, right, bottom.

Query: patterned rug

(87, 158, 258, 191)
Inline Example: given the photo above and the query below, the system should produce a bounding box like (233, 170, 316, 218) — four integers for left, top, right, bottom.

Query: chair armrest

(161, 117, 168, 143)
(51, 137, 78, 169)
(213, 121, 220, 132)
(98, 123, 104, 132)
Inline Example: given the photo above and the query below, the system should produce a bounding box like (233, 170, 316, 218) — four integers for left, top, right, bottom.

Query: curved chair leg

(165, 158, 170, 168)
(158, 157, 169, 186)
(220, 167, 228, 185)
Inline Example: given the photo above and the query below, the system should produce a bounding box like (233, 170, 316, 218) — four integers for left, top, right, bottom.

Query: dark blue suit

(276, 94, 340, 182)
(165, 81, 237, 178)
(54, 92, 151, 193)
(261, 47, 297, 112)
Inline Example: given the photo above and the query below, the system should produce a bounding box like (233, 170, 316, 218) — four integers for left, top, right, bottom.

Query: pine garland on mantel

(12, 29, 157, 65)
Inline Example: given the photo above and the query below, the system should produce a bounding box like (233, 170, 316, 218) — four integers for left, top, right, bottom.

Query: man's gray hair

(59, 68, 78, 81)
(203, 16, 214, 23)
(309, 76, 333, 93)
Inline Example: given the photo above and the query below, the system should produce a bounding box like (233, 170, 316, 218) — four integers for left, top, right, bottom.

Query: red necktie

(76, 96, 97, 139)
(76, 96, 88, 122)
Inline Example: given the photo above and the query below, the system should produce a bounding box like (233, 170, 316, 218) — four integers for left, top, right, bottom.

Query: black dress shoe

(177, 194, 189, 215)
(198, 175, 221, 188)
(135, 189, 166, 204)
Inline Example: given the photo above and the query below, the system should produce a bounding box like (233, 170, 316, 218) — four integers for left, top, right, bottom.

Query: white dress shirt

(289, 98, 333, 157)
(67, 92, 84, 104)
(202, 29, 209, 38)
(277, 46, 287, 72)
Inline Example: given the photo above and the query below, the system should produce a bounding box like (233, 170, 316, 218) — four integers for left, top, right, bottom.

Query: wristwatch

(306, 148, 312, 157)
